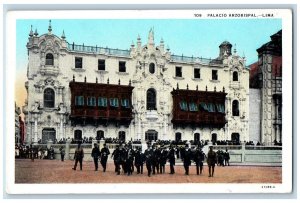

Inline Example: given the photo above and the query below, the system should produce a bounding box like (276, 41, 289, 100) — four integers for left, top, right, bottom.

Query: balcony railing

(170, 54, 222, 65)
(67, 43, 131, 57)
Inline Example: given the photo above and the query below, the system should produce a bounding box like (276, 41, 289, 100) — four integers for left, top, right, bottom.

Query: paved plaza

(15, 159, 282, 184)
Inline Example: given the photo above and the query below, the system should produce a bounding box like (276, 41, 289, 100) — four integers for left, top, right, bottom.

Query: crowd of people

(70, 141, 230, 177)
(15, 144, 56, 160)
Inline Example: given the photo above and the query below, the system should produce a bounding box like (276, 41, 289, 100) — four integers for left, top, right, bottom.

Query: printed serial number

(262, 185, 276, 189)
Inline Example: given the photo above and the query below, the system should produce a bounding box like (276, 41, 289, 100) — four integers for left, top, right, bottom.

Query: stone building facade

(250, 30, 282, 145)
(23, 21, 249, 144)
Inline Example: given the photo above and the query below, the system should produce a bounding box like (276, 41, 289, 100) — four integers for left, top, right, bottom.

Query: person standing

(91, 143, 100, 171)
(159, 145, 168, 174)
(72, 142, 84, 171)
(111, 145, 121, 175)
(134, 148, 144, 174)
(168, 144, 176, 174)
(194, 145, 205, 175)
(125, 144, 134, 176)
(207, 145, 217, 177)
(181, 144, 192, 175)
(224, 148, 230, 166)
(59, 146, 65, 162)
(100, 143, 110, 172)
(144, 143, 153, 177)
(29, 144, 35, 162)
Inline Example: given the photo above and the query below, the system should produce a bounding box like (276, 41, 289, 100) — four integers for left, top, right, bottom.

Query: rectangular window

(75, 57, 82, 69)
(98, 97, 107, 107)
(119, 61, 126, 72)
(194, 68, 200, 79)
(216, 104, 225, 113)
(199, 102, 208, 111)
(98, 59, 105, 71)
(121, 99, 130, 108)
(87, 97, 96, 106)
(189, 102, 198, 112)
(212, 70, 218, 80)
(75, 96, 84, 106)
(109, 98, 119, 107)
(179, 101, 188, 111)
(176, 66, 182, 77)
(207, 103, 216, 112)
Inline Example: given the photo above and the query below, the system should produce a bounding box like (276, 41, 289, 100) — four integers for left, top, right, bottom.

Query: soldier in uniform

(91, 143, 100, 171)
(100, 143, 110, 172)
(72, 142, 84, 171)
(111, 145, 121, 175)
(207, 145, 217, 177)
(168, 144, 176, 174)
(181, 144, 192, 175)
(224, 148, 230, 166)
(144, 143, 153, 177)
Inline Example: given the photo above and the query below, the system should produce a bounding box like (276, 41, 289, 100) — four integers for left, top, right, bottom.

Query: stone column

(33, 117, 38, 144)
(59, 114, 63, 141)
(65, 139, 71, 160)
(163, 114, 167, 140)
(137, 114, 142, 140)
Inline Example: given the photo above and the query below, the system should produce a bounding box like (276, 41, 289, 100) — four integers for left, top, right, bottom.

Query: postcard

(5, 9, 293, 194)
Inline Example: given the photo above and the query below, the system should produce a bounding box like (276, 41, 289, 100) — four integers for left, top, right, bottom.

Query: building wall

(249, 89, 261, 144)
(23, 26, 249, 144)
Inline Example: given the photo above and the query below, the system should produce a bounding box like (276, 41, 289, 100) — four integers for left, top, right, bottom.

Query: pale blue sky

(16, 19, 282, 70)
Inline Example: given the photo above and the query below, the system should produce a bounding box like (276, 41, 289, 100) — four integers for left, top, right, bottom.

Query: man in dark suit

(100, 143, 110, 172)
(168, 144, 176, 174)
(111, 145, 121, 175)
(134, 147, 144, 174)
(144, 143, 153, 177)
(125, 144, 134, 176)
(181, 144, 192, 175)
(224, 148, 230, 166)
(72, 142, 84, 171)
(91, 143, 100, 171)
(194, 145, 205, 175)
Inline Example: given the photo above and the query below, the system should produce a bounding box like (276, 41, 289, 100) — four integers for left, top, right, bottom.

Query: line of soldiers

(111, 143, 206, 177)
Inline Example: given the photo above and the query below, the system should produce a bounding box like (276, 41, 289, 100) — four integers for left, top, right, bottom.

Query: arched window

(45, 53, 54, 65)
(175, 132, 182, 142)
(149, 63, 155, 74)
(74, 130, 82, 141)
(147, 88, 156, 110)
(232, 100, 239, 116)
(44, 88, 55, 108)
(119, 131, 126, 141)
(211, 133, 217, 144)
(194, 133, 200, 143)
(96, 130, 104, 140)
(233, 71, 238, 81)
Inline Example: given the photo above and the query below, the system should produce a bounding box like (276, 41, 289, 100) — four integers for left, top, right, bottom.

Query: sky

(15, 19, 282, 109)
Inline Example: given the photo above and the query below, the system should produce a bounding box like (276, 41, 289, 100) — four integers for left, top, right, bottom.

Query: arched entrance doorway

(211, 133, 217, 144)
(145, 130, 158, 141)
(231, 133, 240, 144)
(42, 128, 56, 143)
